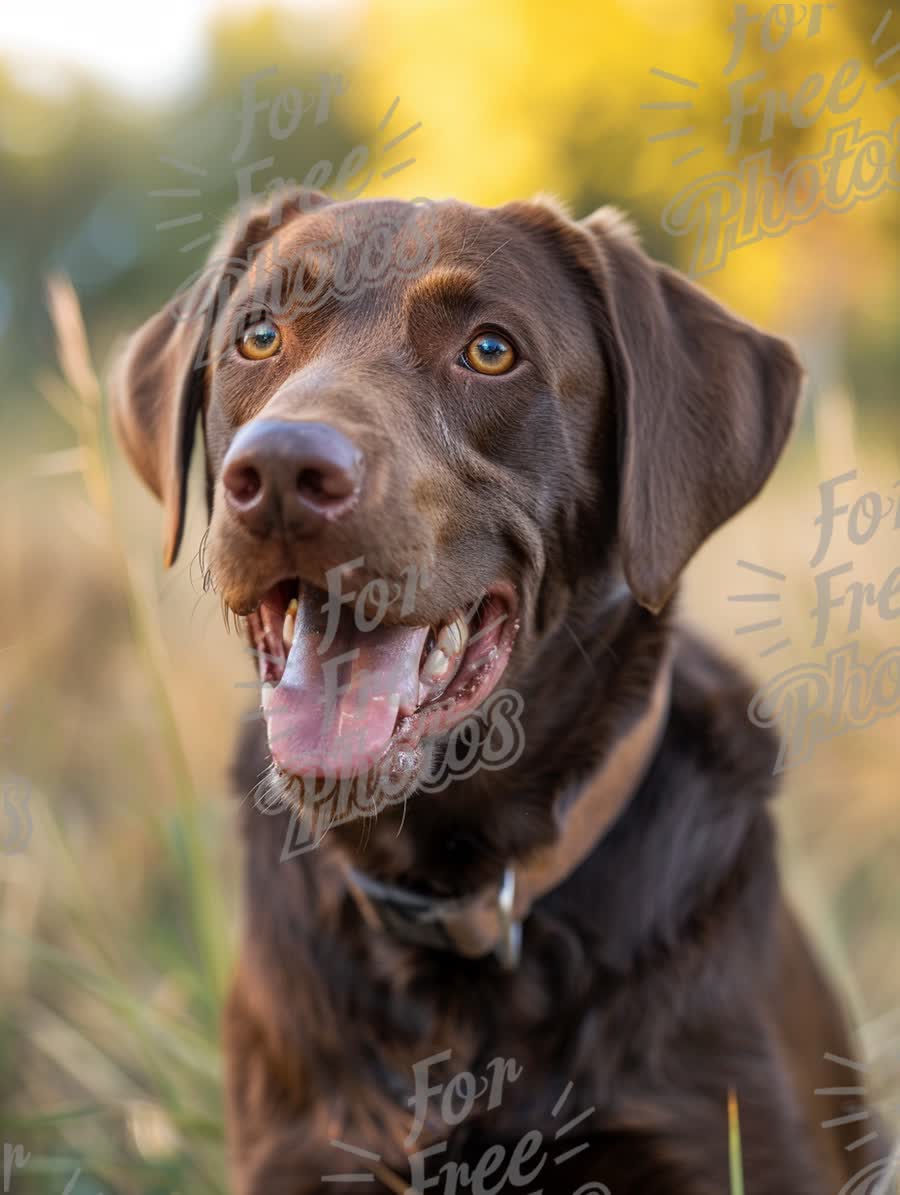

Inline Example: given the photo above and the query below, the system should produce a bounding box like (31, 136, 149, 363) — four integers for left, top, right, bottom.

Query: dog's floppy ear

(583, 208, 803, 613)
(111, 188, 331, 566)
(110, 291, 209, 568)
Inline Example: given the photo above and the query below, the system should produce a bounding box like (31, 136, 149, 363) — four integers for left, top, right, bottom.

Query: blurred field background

(0, 1, 898, 1190)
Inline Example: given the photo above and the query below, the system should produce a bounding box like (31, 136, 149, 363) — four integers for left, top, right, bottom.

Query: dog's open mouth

(244, 580, 519, 781)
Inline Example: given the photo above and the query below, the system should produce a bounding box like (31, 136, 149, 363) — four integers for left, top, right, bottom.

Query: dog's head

(113, 191, 801, 807)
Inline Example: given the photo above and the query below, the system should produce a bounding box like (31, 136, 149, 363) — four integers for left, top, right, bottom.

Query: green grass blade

(728, 1086, 745, 1195)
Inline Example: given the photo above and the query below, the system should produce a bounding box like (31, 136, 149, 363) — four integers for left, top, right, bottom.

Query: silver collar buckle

(495, 866, 522, 970)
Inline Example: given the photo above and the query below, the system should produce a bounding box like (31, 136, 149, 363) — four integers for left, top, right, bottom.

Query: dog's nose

(222, 419, 364, 536)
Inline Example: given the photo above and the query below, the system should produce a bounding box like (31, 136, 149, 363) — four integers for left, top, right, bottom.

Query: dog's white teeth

(420, 616, 468, 685)
(421, 646, 451, 682)
(261, 681, 275, 714)
(437, 616, 468, 659)
(283, 598, 298, 649)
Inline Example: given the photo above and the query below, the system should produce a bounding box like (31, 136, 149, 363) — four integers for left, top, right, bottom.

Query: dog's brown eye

(463, 333, 515, 375)
(238, 319, 282, 361)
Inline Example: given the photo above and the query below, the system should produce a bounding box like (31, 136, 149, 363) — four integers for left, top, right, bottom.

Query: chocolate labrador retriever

(113, 191, 881, 1193)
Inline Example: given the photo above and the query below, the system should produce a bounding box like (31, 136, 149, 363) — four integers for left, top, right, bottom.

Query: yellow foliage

(347, 0, 898, 324)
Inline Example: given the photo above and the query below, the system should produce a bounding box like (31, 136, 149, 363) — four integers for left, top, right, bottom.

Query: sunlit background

(1, 1, 898, 1189)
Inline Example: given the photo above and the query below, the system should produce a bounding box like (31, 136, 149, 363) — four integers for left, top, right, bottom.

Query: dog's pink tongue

(266, 601, 429, 778)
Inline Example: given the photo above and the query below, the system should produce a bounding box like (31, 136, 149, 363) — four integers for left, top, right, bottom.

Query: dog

(113, 191, 882, 1193)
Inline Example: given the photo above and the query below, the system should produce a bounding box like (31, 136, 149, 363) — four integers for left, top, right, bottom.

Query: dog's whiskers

(396, 791, 410, 837)
(562, 620, 597, 675)
(191, 527, 211, 592)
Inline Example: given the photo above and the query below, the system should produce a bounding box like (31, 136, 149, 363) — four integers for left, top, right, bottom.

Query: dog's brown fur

(114, 192, 882, 1192)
